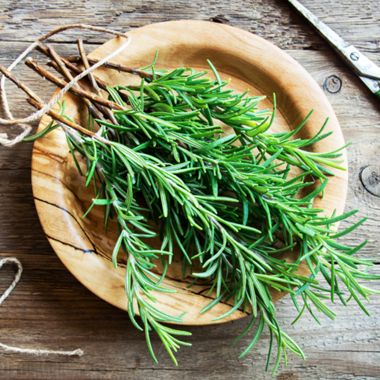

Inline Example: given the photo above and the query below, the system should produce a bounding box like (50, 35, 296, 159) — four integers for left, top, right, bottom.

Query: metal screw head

(350, 52, 360, 61)
(323, 75, 342, 94)
(360, 165, 380, 197)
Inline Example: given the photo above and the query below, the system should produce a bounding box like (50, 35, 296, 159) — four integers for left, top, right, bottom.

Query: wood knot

(276, 373, 299, 380)
(323, 75, 342, 94)
(360, 165, 380, 197)
(209, 15, 230, 24)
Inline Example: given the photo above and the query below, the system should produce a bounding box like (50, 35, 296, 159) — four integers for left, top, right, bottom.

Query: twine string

(0, 257, 83, 357)
(0, 23, 131, 147)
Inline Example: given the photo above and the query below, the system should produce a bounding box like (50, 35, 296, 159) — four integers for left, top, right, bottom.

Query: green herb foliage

(30, 60, 379, 372)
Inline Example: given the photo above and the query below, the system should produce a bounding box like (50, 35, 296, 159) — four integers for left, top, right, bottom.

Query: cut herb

(23, 58, 379, 373)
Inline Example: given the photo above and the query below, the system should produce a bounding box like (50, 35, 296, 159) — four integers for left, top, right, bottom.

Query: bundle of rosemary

(2, 46, 378, 372)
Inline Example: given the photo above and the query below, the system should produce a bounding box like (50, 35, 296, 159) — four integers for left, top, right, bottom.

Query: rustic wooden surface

(0, 1, 379, 379)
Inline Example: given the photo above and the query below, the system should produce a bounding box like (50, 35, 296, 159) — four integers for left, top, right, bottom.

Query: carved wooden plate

(31, 20, 347, 325)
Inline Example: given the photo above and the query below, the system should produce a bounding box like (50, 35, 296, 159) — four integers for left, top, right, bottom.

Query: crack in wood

(45, 233, 95, 254)
(33, 195, 99, 255)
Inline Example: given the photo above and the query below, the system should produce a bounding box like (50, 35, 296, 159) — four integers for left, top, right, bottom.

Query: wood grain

(0, 1, 379, 379)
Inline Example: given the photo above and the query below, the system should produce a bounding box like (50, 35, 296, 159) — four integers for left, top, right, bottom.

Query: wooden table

(0, 1, 379, 379)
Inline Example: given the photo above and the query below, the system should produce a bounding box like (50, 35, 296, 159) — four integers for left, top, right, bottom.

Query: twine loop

(0, 256, 83, 357)
(0, 23, 131, 147)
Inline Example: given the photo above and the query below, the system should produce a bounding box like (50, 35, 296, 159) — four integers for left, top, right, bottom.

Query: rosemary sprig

(25, 58, 379, 373)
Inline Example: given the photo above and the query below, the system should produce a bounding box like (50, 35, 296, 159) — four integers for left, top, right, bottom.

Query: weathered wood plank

(0, 1, 379, 379)
(0, 0, 379, 52)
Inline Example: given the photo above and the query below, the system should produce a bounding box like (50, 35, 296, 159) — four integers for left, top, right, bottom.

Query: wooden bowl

(32, 20, 347, 325)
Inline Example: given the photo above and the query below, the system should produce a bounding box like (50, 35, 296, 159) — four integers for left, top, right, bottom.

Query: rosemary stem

(65, 55, 155, 79)
(76, 39, 118, 124)
(25, 57, 125, 111)
(46, 43, 105, 121)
